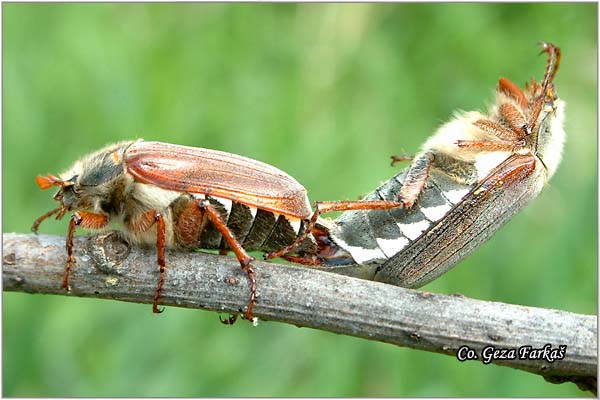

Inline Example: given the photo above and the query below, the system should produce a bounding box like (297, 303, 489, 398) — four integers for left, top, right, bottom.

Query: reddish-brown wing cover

(125, 141, 312, 219)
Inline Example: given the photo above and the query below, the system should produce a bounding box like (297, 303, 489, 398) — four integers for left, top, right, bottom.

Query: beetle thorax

(56, 142, 133, 213)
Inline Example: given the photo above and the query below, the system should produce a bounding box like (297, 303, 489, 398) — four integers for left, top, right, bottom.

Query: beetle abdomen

(327, 167, 475, 265)
(171, 194, 316, 253)
(375, 155, 543, 287)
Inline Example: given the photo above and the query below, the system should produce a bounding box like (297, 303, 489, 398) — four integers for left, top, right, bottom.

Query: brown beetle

(33, 141, 404, 321)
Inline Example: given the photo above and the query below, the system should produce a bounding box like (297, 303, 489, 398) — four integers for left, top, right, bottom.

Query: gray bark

(3, 232, 597, 393)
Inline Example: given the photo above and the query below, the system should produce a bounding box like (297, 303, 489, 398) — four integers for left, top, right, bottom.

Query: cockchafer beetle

(33, 141, 322, 322)
(33, 139, 410, 322)
(267, 42, 565, 288)
(34, 42, 564, 322)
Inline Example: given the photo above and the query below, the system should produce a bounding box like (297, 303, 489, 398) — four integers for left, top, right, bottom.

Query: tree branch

(3, 232, 596, 393)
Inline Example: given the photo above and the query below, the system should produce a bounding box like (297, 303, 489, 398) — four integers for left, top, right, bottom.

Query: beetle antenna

(36, 175, 66, 190)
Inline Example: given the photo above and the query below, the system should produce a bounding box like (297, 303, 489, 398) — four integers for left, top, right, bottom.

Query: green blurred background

(3, 3, 597, 397)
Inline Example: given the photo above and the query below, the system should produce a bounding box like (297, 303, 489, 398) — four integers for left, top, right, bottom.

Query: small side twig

(2, 232, 597, 393)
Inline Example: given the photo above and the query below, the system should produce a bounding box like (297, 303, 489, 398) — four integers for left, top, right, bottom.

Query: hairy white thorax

(538, 99, 566, 179)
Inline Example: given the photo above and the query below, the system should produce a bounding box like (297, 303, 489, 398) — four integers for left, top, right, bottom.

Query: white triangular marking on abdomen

(287, 218, 302, 235)
(376, 237, 410, 258)
(248, 206, 258, 219)
(419, 203, 452, 221)
(398, 220, 430, 240)
(213, 197, 232, 215)
(443, 188, 470, 204)
(332, 236, 386, 264)
(345, 246, 387, 264)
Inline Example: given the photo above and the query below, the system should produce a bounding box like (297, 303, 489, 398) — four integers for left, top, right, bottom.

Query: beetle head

(33, 141, 134, 232)
(42, 174, 86, 209)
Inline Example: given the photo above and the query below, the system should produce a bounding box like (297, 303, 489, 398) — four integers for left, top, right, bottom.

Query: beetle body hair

(535, 98, 565, 179)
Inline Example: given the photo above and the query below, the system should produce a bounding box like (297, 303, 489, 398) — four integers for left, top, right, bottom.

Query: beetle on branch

(32, 42, 565, 324)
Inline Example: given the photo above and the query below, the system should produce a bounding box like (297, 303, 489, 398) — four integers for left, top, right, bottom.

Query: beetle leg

(126, 209, 169, 314)
(63, 211, 109, 289)
(390, 150, 413, 166)
(31, 207, 63, 233)
(280, 254, 323, 266)
(474, 119, 525, 141)
(265, 199, 405, 261)
(63, 215, 81, 289)
(456, 139, 527, 151)
(173, 198, 208, 246)
(153, 211, 166, 314)
(529, 42, 560, 133)
(540, 41, 561, 88)
(267, 154, 435, 261)
(199, 199, 257, 322)
(499, 103, 531, 137)
(398, 152, 434, 208)
(267, 153, 434, 261)
(474, 154, 537, 197)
